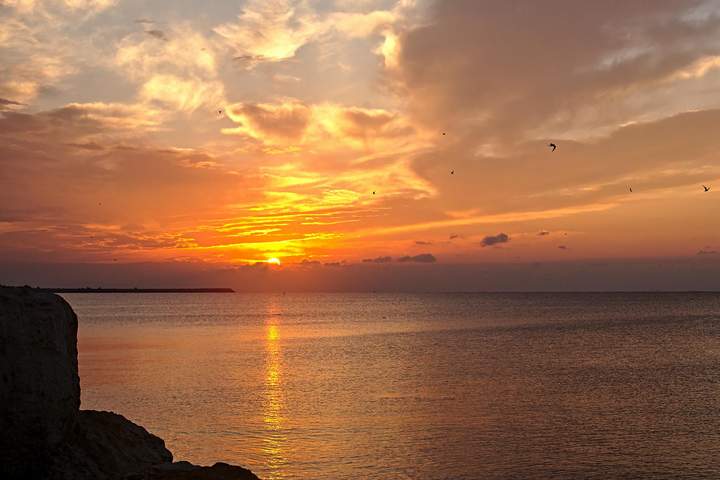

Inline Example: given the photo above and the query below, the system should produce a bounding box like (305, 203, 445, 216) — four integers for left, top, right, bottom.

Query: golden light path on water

(263, 299, 286, 479)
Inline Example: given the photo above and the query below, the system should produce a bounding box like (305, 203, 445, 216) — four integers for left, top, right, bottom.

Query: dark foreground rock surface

(0, 286, 260, 480)
(127, 461, 259, 479)
(49, 410, 173, 479)
(0, 286, 80, 478)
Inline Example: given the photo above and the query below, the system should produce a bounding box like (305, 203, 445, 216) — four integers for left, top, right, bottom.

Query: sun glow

(267, 257, 282, 265)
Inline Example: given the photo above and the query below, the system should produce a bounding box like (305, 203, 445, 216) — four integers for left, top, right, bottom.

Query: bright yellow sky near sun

(2, 0, 720, 269)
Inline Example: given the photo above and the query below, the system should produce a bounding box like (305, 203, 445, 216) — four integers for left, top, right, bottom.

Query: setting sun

(267, 258, 281, 265)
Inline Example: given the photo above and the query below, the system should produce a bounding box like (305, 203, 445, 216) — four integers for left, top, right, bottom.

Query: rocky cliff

(0, 286, 259, 480)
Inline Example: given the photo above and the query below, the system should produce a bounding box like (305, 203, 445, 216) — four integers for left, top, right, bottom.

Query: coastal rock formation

(0, 286, 259, 480)
(50, 410, 173, 479)
(127, 461, 259, 479)
(0, 286, 80, 478)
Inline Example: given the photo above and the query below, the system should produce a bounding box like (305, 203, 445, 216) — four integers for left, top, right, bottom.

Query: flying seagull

(629, 186, 632, 193)
(703, 185, 710, 192)
(548, 143, 557, 152)
(451, 170, 454, 175)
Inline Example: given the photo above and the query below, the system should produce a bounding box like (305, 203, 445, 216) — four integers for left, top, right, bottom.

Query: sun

(267, 257, 281, 265)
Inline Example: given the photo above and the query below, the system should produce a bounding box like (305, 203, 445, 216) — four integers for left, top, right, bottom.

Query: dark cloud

(397, 1, 716, 137)
(362, 256, 393, 263)
(449, 234, 459, 240)
(300, 259, 321, 265)
(480, 233, 509, 247)
(145, 29, 168, 41)
(697, 249, 717, 255)
(398, 1, 720, 219)
(397, 253, 437, 263)
(0, 98, 24, 109)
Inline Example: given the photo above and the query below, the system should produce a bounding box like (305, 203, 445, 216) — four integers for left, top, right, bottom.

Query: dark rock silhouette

(128, 461, 259, 479)
(0, 286, 259, 480)
(50, 410, 172, 479)
(0, 287, 80, 478)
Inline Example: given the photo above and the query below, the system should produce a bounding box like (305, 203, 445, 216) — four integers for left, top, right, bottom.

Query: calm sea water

(64, 293, 720, 479)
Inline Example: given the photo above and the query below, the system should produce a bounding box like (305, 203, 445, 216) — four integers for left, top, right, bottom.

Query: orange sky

(2, 0, 720, 289)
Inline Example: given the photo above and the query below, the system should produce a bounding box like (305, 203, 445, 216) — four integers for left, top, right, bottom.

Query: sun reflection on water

(263, 313, 287, 479)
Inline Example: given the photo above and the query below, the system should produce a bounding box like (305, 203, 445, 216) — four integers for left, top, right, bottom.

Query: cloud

(144, 29, 168, 42)
(0, 19, 78, 103)
(538, 230, 550, 236)
(362, 256, 392, 263)
(480, 233, 509, 247)
(0, 97, 24, 107)
(213, 0, 407, 66)
(415, 240, 431, 245)
(449, 234, 459, 240)
(223, 100, 416, 152)
(558, 245, 568, 250)
(227, 101, 311, 141)
(3, 0, 117, 14)
(394, 1, 720, 139)
(397, 253, 436, 263)
(697, 249, 717, 255)
(65, 141, 104, 151)
(138, 74, 224, 113)
(114, 25, 223, 112)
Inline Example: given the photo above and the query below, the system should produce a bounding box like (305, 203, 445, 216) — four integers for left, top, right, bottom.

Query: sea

(62, 292, 720, 480)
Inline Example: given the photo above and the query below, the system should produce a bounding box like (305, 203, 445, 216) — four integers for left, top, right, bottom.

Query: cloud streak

(480, 233, 509, 248)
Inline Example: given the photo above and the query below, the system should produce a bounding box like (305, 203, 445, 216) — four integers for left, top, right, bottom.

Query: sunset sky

(3, 0, 720, 290)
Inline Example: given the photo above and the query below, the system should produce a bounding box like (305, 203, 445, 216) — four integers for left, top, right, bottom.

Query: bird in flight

(451, 170, 454, 175)
(442, 132, 446, 136)
(628, 186, 632, 193)
(218, 109, 223, 116)
(703, 185, 710, 192)
(372, 191, 376, 195)
(548, 143, 557, 152)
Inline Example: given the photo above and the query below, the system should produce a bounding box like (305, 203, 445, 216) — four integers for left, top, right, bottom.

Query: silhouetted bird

(442, 132, 446, 136)
(548, 143, 557, 152)
(372, 191, 376, 195)
(218, 109, 223, 116)
(451, 170, 454, 175)
(629, 186, 632, 193)
(703, 185, 710, 192)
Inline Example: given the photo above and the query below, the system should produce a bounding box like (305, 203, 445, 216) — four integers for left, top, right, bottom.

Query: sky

(2, 0, 720, 291)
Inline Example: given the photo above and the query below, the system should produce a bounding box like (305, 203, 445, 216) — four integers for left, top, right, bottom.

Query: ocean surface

(64, 292, 720, 479)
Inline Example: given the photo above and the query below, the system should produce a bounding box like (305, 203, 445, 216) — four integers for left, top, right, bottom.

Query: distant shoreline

(44, 288, 235, 293)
